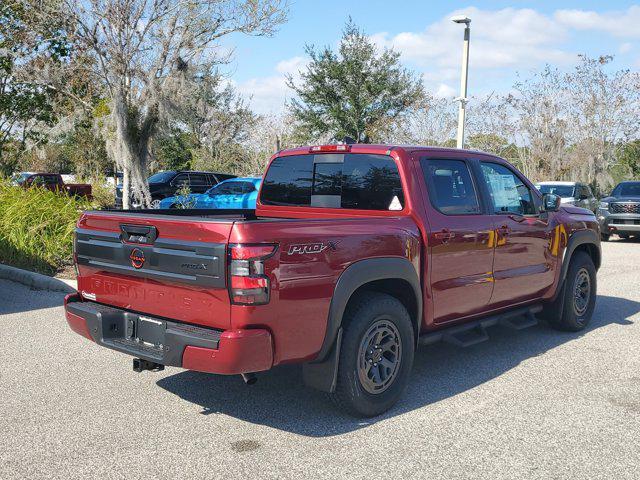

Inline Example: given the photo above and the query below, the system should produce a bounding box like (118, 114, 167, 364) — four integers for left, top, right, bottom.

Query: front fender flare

(558, 229, 601, 290)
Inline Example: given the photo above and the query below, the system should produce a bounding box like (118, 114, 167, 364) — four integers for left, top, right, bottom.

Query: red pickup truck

(16, 172, 92, 198)
(65, 144, 601, 416)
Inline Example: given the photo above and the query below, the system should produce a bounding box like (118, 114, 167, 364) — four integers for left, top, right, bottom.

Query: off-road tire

(548, 251, 597, 332)
(329, 292, 414, 417)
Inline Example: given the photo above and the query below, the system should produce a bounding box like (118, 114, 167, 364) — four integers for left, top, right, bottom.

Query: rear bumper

(64, 294, 273, 374)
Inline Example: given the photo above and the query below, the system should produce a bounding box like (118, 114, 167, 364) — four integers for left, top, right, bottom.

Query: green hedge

(0, 183, 90, 275)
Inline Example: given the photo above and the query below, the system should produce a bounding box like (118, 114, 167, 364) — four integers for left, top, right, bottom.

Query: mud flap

(540, 280, 567, 322)
(302, 328, 343, 393)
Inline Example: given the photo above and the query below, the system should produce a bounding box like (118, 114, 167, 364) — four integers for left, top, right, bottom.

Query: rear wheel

(547, 251, 597, 332)
(329, 292, 414, 417)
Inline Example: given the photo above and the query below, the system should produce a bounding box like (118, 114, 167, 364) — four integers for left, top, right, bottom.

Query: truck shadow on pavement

(156, 294, 636, 437)
(0, 281, 66, 315)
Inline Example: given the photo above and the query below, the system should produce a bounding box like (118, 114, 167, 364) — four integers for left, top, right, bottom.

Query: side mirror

(542, 193, 561, 212)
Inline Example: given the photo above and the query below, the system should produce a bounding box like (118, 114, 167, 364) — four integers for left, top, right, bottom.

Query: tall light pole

(451, 15, 471, 149)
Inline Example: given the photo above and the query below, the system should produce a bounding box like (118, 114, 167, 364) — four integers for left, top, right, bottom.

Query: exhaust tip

(241, 373, 257, 385)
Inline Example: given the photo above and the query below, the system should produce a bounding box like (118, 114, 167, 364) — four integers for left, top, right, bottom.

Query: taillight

(228, 244, 277, 305)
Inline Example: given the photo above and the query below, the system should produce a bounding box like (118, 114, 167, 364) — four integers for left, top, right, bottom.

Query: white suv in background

(535, 181, 598, 213)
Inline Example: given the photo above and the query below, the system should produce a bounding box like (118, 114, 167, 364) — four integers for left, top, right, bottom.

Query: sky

(221, 1, 640, 113)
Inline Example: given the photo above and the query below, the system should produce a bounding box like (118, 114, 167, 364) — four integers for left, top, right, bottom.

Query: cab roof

(277, 144, 495, 158)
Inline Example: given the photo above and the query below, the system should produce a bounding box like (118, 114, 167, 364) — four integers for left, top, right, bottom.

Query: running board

(418, 305, 541, 348)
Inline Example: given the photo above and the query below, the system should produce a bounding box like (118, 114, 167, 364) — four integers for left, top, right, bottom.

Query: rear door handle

(434, 229, 455, 243)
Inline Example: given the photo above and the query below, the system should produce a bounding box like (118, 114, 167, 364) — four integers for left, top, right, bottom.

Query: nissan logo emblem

(129, 248, 145, 269)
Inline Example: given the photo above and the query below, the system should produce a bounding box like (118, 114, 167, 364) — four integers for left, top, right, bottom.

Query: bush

(89, 178, 116, 209)
(0, 183, 90, 275)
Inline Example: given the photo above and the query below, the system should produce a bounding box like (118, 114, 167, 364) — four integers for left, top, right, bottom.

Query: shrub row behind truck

(65, 144, 601, 417)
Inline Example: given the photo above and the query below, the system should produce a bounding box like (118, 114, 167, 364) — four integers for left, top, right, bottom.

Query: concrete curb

(0, 264, 77, 293)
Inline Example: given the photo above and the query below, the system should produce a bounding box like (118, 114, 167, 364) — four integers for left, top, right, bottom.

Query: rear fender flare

(303, 257, 422, 392)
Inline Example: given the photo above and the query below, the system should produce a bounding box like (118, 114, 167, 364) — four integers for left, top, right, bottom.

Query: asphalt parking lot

(1, 239, 639, 479)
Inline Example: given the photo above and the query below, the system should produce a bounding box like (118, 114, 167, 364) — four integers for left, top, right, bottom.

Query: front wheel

(329, 292, 415, 417)
(601, 233, 610, 242)
(150, 198, 162, 209)
(548, 251, 597, 332)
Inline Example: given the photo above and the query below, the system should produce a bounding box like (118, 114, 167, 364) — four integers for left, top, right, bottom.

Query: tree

(611, 139, 640, 184)
(240, 112, 297, 176)
(288, 20, 424, 143)
(0, 1, 67, 176)
(154, 129, 197, 171)
(169, 70, 258, 173)
(564, 55, 640, 189)
(24, 0, 287, 208)
(392, 95, 457, 147)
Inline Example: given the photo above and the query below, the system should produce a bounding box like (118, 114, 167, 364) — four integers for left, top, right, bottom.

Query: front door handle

(434, 229, 456, 243)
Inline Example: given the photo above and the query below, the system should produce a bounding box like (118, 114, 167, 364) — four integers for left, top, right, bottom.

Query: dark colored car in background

(598, 181, 640, 241)
(13, 172, 92, 198)
(115, 170, 236, 209)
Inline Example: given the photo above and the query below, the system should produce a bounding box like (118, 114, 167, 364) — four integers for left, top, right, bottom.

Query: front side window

(260, 153, 404, 211)
(421, 159, 480, 215)
(481, 162, 536, 215)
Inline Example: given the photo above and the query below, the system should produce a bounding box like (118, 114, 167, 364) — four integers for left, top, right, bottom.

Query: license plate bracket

(135, 316, 166, 347)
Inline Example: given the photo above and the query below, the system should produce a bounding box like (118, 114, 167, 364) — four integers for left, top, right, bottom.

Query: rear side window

(421, 159, 480, 215)
(189, 173, 208, 186)
(260, 153, 404, 211)
(261, 155, 314, 206)
(214, 173, 236, 182)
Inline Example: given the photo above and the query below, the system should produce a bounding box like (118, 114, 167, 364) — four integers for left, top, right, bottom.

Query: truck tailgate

(75, 211, 234, 330)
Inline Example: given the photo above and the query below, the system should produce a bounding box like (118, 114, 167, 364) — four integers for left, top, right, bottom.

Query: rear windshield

(260, 153, 405, 211)
(536, 184, 575, 197)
